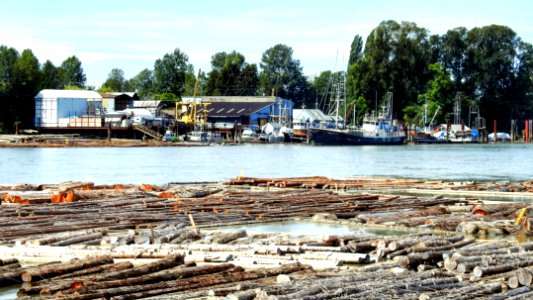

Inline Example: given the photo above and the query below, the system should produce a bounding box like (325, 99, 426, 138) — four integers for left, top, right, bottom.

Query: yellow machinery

(175, 69, 211, 129)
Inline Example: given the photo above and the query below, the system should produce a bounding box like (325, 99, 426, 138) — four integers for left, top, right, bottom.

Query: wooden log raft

(66, 262, 308, 300)
(79, 263, 236, 291)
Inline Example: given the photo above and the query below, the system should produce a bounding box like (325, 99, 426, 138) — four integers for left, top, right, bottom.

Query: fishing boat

(308, 82, 406, 146)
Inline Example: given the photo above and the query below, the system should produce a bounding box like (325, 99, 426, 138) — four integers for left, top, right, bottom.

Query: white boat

(240, 126, 259, 143)
(488, 132, 511, 142)
(433, 124, 476, 143)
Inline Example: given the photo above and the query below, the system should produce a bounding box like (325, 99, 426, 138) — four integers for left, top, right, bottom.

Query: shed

(293, 109, 336, 128)
(34, 89, 103, 128)
(100, 92, 139, 112)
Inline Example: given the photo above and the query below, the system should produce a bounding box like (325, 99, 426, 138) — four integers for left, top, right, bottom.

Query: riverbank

(0, 134, 210, 147)
(1, 177, 533, 298)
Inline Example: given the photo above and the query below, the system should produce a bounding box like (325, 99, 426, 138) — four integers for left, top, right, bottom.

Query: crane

(175, 69, 211, 130)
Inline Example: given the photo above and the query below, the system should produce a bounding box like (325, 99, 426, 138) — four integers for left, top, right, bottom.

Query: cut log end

(20, 272, 32, 282)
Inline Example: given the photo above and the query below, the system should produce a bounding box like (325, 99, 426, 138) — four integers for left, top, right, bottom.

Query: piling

(493, 120, 497, 143)
(526, 120, 530, 143)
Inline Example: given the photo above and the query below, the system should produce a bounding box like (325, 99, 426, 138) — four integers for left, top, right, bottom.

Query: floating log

(95, 254, 184, 281)
(213, 230, 247, 244)
(472, 259, 533, 278)
(50, 232, 105, 246)
(20, 255, 114, 282)
(395, 251, 446, 269)
(81, 263, 235, 291)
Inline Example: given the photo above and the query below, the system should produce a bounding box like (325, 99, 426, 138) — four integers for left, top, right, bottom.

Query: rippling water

(1, 143, 532, 185)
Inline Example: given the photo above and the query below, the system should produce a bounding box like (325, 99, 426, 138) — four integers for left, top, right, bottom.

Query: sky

(1, 0, 531, 88)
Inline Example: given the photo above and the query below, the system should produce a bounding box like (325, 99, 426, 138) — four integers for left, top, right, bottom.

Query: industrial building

(34, 89, 104, 128)
(178, 96, 294, 140)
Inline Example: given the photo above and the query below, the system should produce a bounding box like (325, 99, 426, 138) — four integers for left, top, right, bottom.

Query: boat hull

(309, 128, 406, 146)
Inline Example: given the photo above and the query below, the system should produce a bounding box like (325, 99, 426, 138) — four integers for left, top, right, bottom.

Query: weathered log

(156, 224, 187, 243)
(473, 259, 533, 278)
(54, 261, 134, 279)
(225, 289, 257, 300)
(20, 255, 114, 282)
(509, 275, 521, 289)
(441, 282, 502, 300)
(472, 203, 527, 216)
(50, 232, 105, 246)
(492, 286, 532, 300)
(0, 258, 19, 266)
(395, 251, 446, 269)
(275, 285, 324, 300)
(95, 254, 184, 281)
(0, 262, 21, 271)
(411, 238, 475, 253)
(26, 228, 106, 246)
(19, 262, 135, 295)
(518, 268, 533, 286)
(506, 290, 533, 299)
(213, 230, 247, 244)
(81, 263, 235, 291)
(81, 262, 308, 300)
(0, 270, 23, 287)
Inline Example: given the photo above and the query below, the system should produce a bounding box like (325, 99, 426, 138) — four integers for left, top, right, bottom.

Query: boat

(488, 132, 511, 142)
(291, 119, 309, 142)
(431, 93, 483, 143)
(408, 102, 447, 144)
(308, 82, 406, 146)
(239, 126, 260, 143)
(259, 98, 292, 143)
(410, 129, 449, 144)
(433, 124, 476, 143)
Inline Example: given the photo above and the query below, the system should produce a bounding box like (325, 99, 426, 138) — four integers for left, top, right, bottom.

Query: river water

(0, 143, 531, 185)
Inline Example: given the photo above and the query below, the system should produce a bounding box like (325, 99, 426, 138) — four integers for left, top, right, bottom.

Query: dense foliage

(347, 21, 533, 130)
(0, 20, 531, 133)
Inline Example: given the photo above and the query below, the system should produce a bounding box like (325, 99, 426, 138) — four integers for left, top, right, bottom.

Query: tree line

(347, 21, 533, 131)
(0, 20, 532, 133)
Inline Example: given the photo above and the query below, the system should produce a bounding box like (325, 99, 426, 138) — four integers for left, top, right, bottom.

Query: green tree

(206, 51, 258, 96)
(510, 41, 533, 120)
(10, 49, 40, 130)
(348, 34, 363, 66)
(0, 46, 18, 95)
(347, 20, 431, 119)
(100, 68, 125, 92)
(39, 60, 62, 90)
(239, 64, 259, 96)
(153, 48, 190, 98)
(124, 68, 154, 99)
(259, 44, 311, 106)
(403, 63, 453, 126)
(465, 25, 522, 125)
(438, 27, 469, 92)
(60, 56, 86, 88)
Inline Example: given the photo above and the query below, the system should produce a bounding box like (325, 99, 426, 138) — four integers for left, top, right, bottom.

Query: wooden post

(107, 122, 112, 141)
(526, 120, 529, 143)
(493, 120, 497, 143)
(188, 214, 197, 234)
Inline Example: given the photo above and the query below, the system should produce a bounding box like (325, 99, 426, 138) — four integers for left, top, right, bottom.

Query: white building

(34, 89, 103, 128)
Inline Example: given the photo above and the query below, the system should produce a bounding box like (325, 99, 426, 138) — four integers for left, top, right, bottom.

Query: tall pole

(524, 120, 529, 143)
(493, 120, 497, 143)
